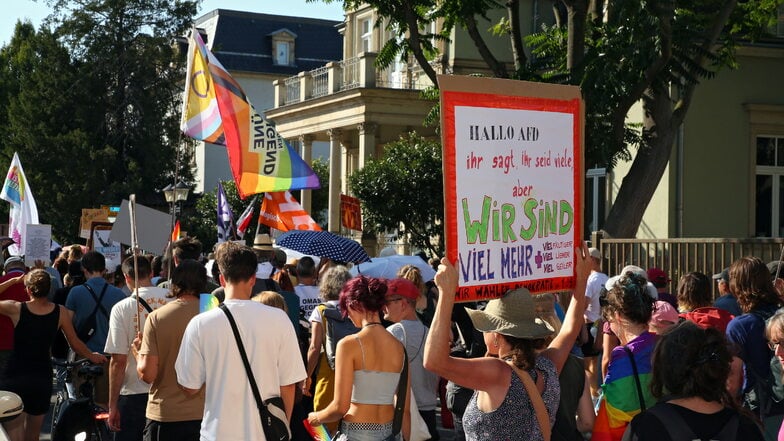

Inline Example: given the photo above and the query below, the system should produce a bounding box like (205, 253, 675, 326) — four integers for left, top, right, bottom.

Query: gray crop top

(350, 335, 402, 405)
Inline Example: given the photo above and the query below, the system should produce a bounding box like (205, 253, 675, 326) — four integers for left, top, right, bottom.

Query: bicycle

(50, 358, 110, 441)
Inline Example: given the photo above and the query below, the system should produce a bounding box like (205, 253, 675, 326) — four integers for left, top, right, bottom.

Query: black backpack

(75, 284, 108, 343)
(646, 403, 740, 441)
(320, 304, 360, 370)
(745, 308, 784, 418)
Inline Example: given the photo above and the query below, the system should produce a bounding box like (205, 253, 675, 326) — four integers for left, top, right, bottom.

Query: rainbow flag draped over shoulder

(180, 30, 320, 198)
(593, 332, 657, 441)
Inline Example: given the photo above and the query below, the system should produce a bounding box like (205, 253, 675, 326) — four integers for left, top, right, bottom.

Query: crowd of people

(1, 235, 784, 441)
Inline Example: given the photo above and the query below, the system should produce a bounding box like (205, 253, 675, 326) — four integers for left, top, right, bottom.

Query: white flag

(0, 153, 39, 255)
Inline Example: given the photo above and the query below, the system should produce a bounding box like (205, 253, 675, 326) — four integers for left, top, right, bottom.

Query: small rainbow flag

(199, 293, 219, 314)
(302, 420, 332, 441)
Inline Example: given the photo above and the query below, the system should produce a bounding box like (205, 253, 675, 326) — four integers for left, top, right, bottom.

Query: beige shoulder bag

(506, 361, 551, 441)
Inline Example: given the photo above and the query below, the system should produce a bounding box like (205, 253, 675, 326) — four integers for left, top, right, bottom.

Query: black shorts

(581, 322, 601, 357)
(0, 371, 53, 415)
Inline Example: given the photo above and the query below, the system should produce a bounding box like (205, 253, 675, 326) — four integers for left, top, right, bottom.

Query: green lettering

(559, 200, 573, 234)
(543, 200, 557, 238)
(462, 197, 490, 244)
(519, 198, 537, 241)
(501, 203, 517, 242)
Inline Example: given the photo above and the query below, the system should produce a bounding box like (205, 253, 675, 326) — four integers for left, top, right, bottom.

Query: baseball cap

(386, 278, 420, 302)
(4, 256, 24, 270)
(768, 261, 784, 280)
(651, 301, 679, 326)
(647, 268, 670, 286)
(589, 247, 602, 260)
(712, 268, 729, 283)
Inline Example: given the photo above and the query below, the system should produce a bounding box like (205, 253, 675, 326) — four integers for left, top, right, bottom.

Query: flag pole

(129, 195, 141, 333)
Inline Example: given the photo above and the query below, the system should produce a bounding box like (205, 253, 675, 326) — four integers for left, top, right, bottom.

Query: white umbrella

(349, 255, 436, 282)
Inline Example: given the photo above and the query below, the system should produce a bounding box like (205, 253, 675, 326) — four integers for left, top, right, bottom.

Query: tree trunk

(404, 8, 439, 85)
(506, 0, 527, 73)
(602, 87, 676, 237)
(564, 0, 588, 72)
(464, 15, 508, 78)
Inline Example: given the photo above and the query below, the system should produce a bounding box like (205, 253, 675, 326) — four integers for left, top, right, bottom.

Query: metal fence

(284, 76, 301, 104)
(310, 66, 329, 99)
(592, 232, 784, 297)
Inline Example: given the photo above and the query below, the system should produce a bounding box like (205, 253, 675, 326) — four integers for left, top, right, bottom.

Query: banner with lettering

(439, 76, 583, 301)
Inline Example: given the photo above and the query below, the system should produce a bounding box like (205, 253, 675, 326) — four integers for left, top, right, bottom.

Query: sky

(1, 0, 346, 46)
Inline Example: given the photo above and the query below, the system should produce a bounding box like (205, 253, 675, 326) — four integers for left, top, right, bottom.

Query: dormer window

(269, 29, 297, 66)
(276, 41, 290, 65)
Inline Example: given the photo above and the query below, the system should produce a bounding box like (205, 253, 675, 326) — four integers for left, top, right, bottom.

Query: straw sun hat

(465, 288, 555, 339)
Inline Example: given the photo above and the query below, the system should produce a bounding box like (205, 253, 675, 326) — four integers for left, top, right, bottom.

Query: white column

(299, 135, 314, 214)
(341, 139, 351, 195)
(357, 122, 377, 169)
(327, 129, 342, 233)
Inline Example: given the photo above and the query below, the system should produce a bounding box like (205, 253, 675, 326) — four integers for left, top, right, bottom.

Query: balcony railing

(284, 76, 301, 105)
(274, 52, 437, 107)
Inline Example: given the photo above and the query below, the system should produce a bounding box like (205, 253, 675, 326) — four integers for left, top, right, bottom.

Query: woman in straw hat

(424, 245, 591, 441)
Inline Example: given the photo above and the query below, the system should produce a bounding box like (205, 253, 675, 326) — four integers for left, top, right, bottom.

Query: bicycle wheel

(90, 420, 111, 441)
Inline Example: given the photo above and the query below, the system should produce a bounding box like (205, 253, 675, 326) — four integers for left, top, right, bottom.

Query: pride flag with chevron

(180, 30, 320, 198)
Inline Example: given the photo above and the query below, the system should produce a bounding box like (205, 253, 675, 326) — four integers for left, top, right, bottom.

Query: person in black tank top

(0, 269, 106, 441)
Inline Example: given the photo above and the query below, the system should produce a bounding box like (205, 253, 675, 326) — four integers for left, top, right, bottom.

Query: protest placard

(80, 208, 109, 239)
(110, 199, 172, 255)
(439, 75, 583, 301)
(24, 224, 51, 266)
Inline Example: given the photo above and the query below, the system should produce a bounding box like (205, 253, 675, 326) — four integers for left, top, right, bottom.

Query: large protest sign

(110, 200, 172, 255)
(440, 75, 583, 301)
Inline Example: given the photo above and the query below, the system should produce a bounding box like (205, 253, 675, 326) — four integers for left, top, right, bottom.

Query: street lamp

(162, 182, 190, 206)
(162, 181, 190, 238)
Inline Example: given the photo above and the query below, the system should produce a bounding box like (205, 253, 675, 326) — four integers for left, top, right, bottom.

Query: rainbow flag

(593, 332, 657, 441)
(199, 293, 219, 313)
(181, 30, 320, 198)
(302, 420, 332, 441)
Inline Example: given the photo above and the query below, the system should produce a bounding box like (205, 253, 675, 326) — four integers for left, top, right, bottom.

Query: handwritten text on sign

(443, 87, 582, 301)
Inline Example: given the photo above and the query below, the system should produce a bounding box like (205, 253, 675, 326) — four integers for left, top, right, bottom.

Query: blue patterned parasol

(275, 231, 370, 264)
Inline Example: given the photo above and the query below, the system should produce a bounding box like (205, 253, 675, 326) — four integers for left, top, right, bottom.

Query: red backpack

(679, 307, 734, 332)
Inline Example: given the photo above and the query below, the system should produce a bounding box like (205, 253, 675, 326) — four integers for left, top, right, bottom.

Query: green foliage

(348, 133, 444, 256)
(308, 158, 330, 228)
(185, 180, 258, 253)
(0, 0, 197, 243)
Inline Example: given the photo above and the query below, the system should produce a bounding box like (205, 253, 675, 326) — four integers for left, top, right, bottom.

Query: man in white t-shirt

(583, 247, 608, 400)
(105, 256, 170, 440)
(294, 257, 321, 320)
(176, 242, 306, 441)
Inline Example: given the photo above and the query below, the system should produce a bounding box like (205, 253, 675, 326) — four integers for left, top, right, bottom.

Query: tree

(349, 133, 444, 256)
(187, 173, 330, 252)
(323, 0, 782, 237)
(306, 158, 330, 228)
(186, 180, 254, 253)
(0, 22, 106, 241)
(0, 0, 197, 242)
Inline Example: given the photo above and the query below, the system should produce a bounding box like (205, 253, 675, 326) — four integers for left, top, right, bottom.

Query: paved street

(38, 377, 457, 440)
